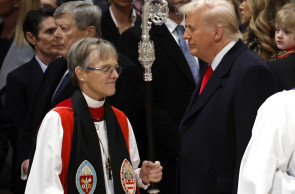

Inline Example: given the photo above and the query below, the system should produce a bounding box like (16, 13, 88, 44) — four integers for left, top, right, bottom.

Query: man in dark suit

(17, 1, 143, 186)
(4, 8, 59, 193)
(269, 54, 295, 91)
(177, 1, 279, 193)
(118, 0, 206, 192)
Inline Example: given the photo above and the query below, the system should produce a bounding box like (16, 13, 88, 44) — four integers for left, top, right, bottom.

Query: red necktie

(199, 65, 213, 94)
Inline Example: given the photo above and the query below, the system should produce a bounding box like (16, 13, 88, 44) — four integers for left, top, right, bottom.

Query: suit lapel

(182, 40, 246, 123)
(28, 57, 44, 84)
(150, 25, 196, 85)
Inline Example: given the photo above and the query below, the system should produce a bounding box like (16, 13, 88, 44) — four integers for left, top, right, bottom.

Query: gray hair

(67, 38, 118, 85)
(54, 1, 102, 38)
(179, 0, 241, 40)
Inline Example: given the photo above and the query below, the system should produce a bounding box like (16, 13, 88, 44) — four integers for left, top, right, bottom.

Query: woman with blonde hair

(240, 0, 290, 62)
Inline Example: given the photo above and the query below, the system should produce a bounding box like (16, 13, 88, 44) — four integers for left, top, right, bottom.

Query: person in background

(101, 0, 141, 47)
(40, 0, 57, 8)
(4, 8, 60, 193)
(0, 0, 19, 70)
(226, 0, 246, 32)
(0, 0, 40, 96)
(0, 0, 39, 193)
(177, 0, 278, 193)
(0, 0, 19, 172)
(240, 0, 290, 62)
(269, 3, 295, 91)
(25, 37, 163, 194)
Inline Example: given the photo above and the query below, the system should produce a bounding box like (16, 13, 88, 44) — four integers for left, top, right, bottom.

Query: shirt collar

(211, 40, 237, 71)
(35, 55, 47, 73)
(82, 92, 105, 108)
(109, 6, 137, 27)
(165, 17, 185, 34)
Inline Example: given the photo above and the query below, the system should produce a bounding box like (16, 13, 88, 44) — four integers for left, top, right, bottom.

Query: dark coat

(178, 40, 279, 194)
(101, 8, 141, 48)
(118, 23, 207, 193)
(269, 53, 295, 91)
(5, 56, 44, 194)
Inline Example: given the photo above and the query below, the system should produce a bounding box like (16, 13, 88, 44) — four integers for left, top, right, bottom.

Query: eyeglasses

(86, 65, 122, 75)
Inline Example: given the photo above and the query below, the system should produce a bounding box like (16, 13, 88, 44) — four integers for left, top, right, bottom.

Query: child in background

(275, 3, 295, 59)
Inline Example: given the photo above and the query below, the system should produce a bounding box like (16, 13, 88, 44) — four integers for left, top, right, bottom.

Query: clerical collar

(82, 92, 105, 108)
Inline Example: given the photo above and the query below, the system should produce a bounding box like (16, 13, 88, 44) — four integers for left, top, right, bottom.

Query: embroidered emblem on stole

(120, 159, 136, 194)
(76, 160, 97, 194)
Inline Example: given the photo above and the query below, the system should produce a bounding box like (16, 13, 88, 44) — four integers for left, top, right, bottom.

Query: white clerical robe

(25, 94, 146, 194)
(238, 90, 295, 194)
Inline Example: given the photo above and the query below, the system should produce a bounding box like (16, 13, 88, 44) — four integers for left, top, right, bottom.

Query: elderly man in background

(178, 0, 278, 193)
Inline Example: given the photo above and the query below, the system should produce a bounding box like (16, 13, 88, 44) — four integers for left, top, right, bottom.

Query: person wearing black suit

(17, 2, 143, 187)
(117, 0, 206, 192)
(177, 1, 279, 193)
(101, 0, 141, 48)
(269, 53, 295, 91)
(4, 8, 59, 194)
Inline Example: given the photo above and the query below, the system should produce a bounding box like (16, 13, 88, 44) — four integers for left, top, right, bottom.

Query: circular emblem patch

(120, 159, 136, 194)
(76, 160, 97, 194)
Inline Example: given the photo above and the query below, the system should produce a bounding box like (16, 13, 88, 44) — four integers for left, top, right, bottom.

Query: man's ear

(86, 26, 96, 38)
(25, 32, 36, 46)
(213, 25, 224, 41)
(75, 66, 85, 82)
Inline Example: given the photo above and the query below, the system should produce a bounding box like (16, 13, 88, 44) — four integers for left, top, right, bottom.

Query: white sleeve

(238, 91, 295, 194)
(127, 118, 149, 189)
(25, 111, 64, 194)
(128, 118, 140, 169)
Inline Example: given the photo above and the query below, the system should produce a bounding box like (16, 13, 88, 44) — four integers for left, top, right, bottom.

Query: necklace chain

(95, 123, 112, 180)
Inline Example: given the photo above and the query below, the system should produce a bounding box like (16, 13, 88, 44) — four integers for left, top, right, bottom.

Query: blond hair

(244, 0, 290, 59)
(14, 0, 40, 46)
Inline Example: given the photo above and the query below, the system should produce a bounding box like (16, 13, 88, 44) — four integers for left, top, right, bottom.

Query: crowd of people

(0, 0, 295, 193)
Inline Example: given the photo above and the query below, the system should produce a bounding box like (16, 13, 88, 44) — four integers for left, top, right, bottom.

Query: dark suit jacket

(17, 57, 73, 169)
(5, 57, 43, 152)
(178, 40, 279, 194)
(118, 23, 207, 193)
(101, 8, 141, 48)
(269, 53, 295, 91)
(4, 56, 44, 193)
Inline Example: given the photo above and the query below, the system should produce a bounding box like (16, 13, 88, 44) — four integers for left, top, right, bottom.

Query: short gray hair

(179, 0, 241, 40)
(67, 38, 118, 85)
(54, 1, 102, 38)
